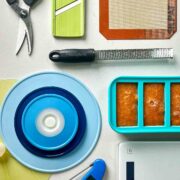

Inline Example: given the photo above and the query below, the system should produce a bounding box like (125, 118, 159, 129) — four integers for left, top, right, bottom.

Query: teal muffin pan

(109, 76, 180, 134)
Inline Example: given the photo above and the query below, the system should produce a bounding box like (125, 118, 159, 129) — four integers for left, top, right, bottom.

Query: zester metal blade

(95, 48, 174, 61)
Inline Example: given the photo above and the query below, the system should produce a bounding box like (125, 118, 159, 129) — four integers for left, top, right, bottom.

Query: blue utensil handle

(82, 159, 106, 180)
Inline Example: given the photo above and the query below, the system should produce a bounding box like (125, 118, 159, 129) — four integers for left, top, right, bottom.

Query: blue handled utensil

(70, 159, 106, 180)
(6, 0, 38, 55)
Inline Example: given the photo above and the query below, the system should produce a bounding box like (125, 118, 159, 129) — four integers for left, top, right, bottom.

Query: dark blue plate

(15, 87, 86, 158)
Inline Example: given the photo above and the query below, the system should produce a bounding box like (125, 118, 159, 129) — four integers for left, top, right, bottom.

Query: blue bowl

(15, 87, 86, 158)
(21, 94, 79, 151)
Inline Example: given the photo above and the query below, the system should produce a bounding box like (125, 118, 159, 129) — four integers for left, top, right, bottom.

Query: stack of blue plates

(0, 72, 101, 172)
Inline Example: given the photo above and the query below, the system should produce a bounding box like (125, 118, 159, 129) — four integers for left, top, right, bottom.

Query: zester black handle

(49, 49, 96, 63)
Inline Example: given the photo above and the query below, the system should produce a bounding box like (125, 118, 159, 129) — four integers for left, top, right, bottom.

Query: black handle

(49, 49, 96, 63)
(6, 0, 17, 5)
(7, 0, 38, 6)
(24, 0, 38, 6)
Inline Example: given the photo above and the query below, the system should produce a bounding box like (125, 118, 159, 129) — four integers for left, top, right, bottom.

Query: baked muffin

(144, 83, 164, 126)
(171, 84, 180, 125)
(116, 83, 138, 126)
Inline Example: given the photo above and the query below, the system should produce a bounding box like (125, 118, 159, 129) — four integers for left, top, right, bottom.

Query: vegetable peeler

(70, 159, 106, 180)
(6, 0, 39, 55)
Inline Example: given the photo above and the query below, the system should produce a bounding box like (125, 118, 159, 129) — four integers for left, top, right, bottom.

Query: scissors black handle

(7, 0, 38, 6)
(24, 0, 38, 6)
(6, 0, 17, 5)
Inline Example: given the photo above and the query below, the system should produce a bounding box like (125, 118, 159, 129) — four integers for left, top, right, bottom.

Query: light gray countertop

(0, 0, 180, 179)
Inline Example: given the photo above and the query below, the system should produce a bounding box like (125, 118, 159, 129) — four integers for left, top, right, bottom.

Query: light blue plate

(0, 72, 101, 173)
(22, 94, 78, 151)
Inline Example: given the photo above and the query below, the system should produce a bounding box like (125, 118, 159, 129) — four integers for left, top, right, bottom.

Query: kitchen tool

(52, 0, 84, 37)
(109, 76, 180, 134)
(100, 0, 177, 39)
(0, 72, 101, 172)
(70, 159, 106, 180)
(49, 48, 174, 63)
(119, 142, 180, 180)
(6, 0, 38, 55)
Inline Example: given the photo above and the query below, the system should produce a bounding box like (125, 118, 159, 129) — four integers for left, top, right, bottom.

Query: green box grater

(52, 0, 85, 37)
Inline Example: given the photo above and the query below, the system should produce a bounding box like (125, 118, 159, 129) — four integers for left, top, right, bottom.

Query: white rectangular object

(119, 142, 180, 180)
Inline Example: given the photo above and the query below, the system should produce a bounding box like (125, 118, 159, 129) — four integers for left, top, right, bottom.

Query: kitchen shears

(6, 0, 38, 55)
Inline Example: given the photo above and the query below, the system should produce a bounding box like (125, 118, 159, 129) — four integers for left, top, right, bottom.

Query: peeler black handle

(49, 49, 96, 63)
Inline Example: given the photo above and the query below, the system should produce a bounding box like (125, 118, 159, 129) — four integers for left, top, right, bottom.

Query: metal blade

(15, 1, 33, 55)
(24, 17, 33, 55)
(95, 48, 174, 62)
(55, 0, 81, 16)
(16, 19, 26, 55)
(70, 166, 91, 180)
(21, 1, 33, 55)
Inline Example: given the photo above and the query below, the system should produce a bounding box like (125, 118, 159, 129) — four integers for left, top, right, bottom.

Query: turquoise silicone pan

(109, 76, 180, 134)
